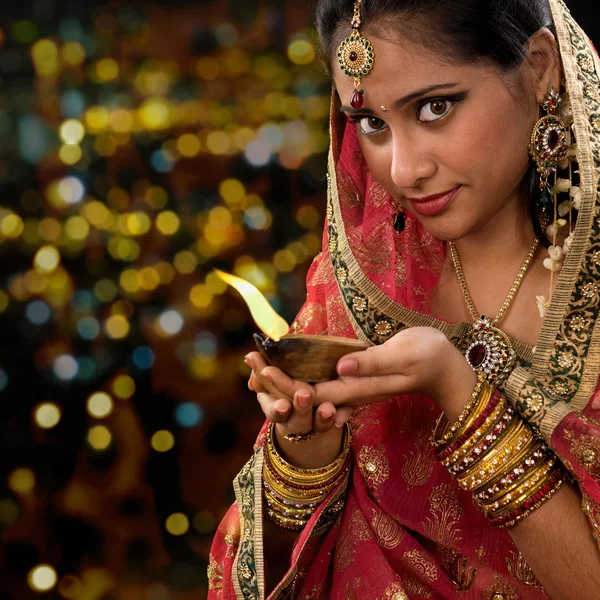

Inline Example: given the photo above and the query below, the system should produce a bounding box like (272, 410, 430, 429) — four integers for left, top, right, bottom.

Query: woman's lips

(406, 186, 461, 216)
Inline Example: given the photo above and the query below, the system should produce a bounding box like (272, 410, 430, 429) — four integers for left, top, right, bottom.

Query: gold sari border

(232, 449, 266, 600)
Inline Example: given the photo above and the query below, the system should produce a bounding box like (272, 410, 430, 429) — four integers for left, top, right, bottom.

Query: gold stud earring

(337, 0, 375, 108)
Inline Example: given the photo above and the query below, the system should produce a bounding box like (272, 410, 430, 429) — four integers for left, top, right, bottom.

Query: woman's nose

(390, 138, 437, 190)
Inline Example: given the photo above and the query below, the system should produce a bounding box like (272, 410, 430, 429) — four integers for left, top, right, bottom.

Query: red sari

(209, 2, 600, 598)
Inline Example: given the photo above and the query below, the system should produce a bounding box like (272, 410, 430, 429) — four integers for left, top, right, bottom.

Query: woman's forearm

(509, 482, 600, 599)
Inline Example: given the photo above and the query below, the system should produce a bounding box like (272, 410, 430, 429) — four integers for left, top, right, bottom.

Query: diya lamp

(215, 270, 369, 383)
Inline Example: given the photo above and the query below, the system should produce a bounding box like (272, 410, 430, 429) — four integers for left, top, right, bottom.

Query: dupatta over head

(209, 2, 600, 598)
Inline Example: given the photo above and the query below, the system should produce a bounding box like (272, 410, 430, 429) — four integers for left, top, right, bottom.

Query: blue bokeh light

(175, 402, 204, 428)
(132, 346, 155, 370)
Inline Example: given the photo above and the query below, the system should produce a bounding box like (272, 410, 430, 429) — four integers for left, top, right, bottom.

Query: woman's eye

(418, 99, 453, 122)
(354, 116, 387, 135)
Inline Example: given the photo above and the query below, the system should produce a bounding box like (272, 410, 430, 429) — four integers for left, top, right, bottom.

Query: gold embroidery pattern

(565, 429, 600, 476)
(311, 252, 336, 286)
(296, 580, 328, 600)
(233, 457, 261, 600)
(423, 483, 463, 549)
(208, 553, 224, 595)
(402, 550, 438, 583)
(516, 3, 600, 429)
(438, 548, 477, 592)
(401, 575, 433, 598)
(505, 551, 543, 590)
(481, 574, 519, 600)
(357, 445, 390, 498)
(401, 428, 435, 489)
(348, 404, 381, 436)
(370, 509, 405, 549)
(582, 494, 600, 547)
(224, 528, 238, 560)
(326, 295, 351, 337)
(334, 509, 374, 572)
(292, 302, 328, 335)
(382, 581, 409, 600)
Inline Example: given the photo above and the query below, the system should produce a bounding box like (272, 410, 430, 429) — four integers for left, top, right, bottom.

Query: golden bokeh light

(86, 392, 114, 419)
(34, 403, 61, 429)
(8, 468, 36, 494)
(87, 425, 112, 450)
(151, 430, 175, 452)
(156, 211, 180, 235)
(165, 513, 189, 536)
(104, 315, 130, 339)
(59, 119, 85, 145)
(28, 564, 57, 592)
(112, 374, 135, 399)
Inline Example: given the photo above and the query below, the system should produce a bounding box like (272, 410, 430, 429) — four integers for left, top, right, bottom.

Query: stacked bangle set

(261, 373, 568, 531)
(263, 422, 351, 530)
(432, 372, 568, 528)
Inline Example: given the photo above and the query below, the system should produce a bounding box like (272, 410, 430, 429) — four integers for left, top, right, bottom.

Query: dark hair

(315, 0, 556, 245)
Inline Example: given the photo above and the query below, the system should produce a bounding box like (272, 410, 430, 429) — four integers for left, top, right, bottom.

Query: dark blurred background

(0, 1, 595, 599)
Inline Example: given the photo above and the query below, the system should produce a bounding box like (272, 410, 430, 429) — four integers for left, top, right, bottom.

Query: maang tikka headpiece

(337, 0, 375, 108)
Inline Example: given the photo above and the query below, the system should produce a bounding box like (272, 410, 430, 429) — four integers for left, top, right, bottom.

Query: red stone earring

(337, 0, 375, 109)
(529, 87, 569, 211)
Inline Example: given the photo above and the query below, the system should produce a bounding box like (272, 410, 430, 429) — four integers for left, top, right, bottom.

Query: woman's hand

(246, 351, 351, 468)
(312, 327, 477, 423)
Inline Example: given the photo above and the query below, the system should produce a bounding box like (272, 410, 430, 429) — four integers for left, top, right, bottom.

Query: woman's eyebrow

(340, 82, 461, 115)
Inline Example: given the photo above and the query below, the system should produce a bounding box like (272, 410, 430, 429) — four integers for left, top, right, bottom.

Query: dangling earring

(393, 206, 405, 233)
(529, 87, 569, 212)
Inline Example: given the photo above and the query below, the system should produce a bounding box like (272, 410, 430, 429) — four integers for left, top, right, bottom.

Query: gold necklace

(448, 234, 541, 385)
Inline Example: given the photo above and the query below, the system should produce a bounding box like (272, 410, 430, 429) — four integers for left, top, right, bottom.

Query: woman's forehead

(332, 34, 492, 99)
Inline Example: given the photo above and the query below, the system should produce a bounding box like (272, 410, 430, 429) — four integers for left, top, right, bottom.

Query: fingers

(313, 374, 405, 407)
(245, 352, 293, 400)
(336, 343, 402, 378)
(334, 405, 353, 428)
(246, 351, 313, 401)
(257, 392, 292, 423)
(313, 401, 337, 434)
(284, 389, 315, 435)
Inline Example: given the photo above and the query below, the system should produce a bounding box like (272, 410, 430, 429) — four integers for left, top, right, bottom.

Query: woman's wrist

(275, 423, 345, 470)
(263, 422, 351, 530)
(430, 349, 479, 423)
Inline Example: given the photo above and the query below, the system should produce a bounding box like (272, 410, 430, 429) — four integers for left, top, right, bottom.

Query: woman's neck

(451, 197, 538, 271)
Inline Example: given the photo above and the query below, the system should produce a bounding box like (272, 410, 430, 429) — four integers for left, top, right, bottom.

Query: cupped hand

(312, 327, 477, 420)
(246, 351, 353, 434)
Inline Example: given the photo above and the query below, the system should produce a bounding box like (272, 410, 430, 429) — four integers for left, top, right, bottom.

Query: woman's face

(333, 32, 541, 242)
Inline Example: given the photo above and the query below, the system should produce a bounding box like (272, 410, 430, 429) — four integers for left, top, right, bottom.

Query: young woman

(209, 1, 600, 598)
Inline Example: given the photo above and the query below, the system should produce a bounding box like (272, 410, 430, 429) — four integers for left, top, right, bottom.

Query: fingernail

(334, 417, 346, 428)
(338, 359, 358, 376)
(297, 392, 311, 408)
(321, 409, 334, 420)
(244, 354, 254, 369)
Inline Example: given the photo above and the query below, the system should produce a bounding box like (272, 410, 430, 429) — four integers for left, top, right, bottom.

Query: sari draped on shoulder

(209, 1, 600, 598)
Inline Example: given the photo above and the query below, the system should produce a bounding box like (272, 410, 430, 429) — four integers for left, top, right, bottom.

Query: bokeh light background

(0, 1, 595, 599)
(0, 1, 329, 598)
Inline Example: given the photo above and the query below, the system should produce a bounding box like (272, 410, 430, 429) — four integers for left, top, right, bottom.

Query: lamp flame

(214, 269, 289, 342)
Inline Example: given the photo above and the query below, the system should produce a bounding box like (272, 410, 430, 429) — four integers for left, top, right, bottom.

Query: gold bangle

(476, 441, 548, 504)
(266, 422, 351, 485)
(484, 457, 556, 516)
(263, 464, 342, 503)
(458, 422, 534, 492)
(442, 395, 509, 468)
(432, 372, 487, 449)
(493, 471, 567, 528)
(488, 464, 566, 520)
